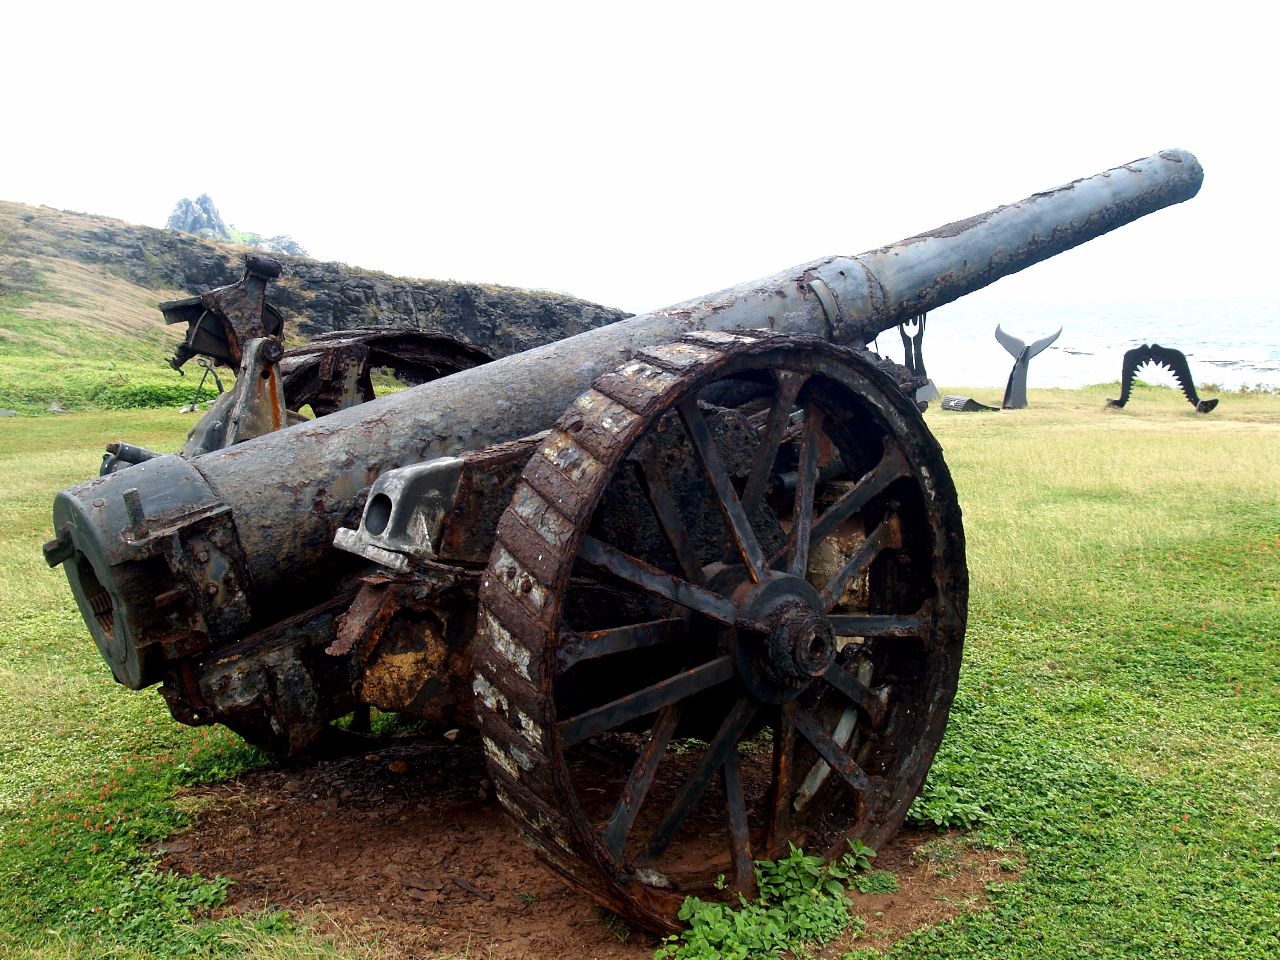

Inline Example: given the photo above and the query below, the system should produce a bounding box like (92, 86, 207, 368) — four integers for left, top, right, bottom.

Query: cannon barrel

(49, 149, 1202, 689)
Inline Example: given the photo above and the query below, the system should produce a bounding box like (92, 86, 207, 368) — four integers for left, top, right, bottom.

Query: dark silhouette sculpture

(898, 313, 938, 408)
(1107, 344, 1218, 413)
(899, 314, 927, 378)
(996, 325, 1061, 409)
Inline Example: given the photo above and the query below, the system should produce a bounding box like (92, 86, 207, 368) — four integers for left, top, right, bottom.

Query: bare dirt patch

(161, 733, 1016, 959)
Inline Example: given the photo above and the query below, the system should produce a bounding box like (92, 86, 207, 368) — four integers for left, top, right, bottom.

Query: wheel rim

(281, 330, 492, 416)
(475, 331, 966, 931)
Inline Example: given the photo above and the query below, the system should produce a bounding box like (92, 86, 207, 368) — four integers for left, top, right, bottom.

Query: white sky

(3, 0, 1275, 314)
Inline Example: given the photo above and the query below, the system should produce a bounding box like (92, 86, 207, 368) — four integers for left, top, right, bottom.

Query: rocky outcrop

(167, 195, 308, 258)
(0, 201, 630, 358)
(166, 194, 229, 240)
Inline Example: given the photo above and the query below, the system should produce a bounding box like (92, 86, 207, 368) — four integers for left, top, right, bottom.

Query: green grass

(877, 383, 1280, 959)
(0, 382, 1277, 958)
(0, 296, 219, 415)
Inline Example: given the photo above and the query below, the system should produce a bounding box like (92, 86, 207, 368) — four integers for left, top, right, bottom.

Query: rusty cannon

(45, 149, 1202, 932)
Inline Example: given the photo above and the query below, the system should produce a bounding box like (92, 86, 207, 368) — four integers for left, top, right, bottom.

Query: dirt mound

(161, 733, 1013, 959)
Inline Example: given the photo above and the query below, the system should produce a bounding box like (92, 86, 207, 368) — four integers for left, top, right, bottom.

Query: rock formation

(166, 194, 229, 240)
(0, 200, 630, 359)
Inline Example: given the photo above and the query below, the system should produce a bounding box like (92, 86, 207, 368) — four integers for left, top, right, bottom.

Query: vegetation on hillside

(0, 293, 219, 414)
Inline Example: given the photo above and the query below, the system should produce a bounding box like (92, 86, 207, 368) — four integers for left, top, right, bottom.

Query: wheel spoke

(765, 701, 796, 856)
(677, 399, 766, 582)
(722, 750, 757, 897)
(823, 662, 890, 726)
(827, 612, 922, 639)
(819, 514, 902, 612)
(741, 372, 806, 514)
(809, 446, 909, 549)
(789, 403, 825, 578)
(636, 458, 705, 584)
(647, 697, 757, 858)
(579, 535, 737, 624)
(794, 707, 869, 794)
(557, 618, 685, 669)
(558, 656, 735, 748)
(602, 704, 683, 858)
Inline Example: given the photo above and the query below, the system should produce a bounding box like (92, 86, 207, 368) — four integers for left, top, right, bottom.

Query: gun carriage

(45, 150, 1202, 931)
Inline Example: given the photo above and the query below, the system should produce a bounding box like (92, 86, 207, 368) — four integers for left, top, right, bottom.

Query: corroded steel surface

(162, 254, 285, 369)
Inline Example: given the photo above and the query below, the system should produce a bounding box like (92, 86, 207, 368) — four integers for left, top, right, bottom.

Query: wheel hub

(766, 601, 836, 680)
(710, 567, 834, 702)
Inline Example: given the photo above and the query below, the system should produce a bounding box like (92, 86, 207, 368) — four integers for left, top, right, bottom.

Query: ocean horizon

(867, 296, 1279, 395)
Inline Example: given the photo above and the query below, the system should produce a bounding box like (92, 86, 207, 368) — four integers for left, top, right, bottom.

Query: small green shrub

(852, 870, 900, 895)
(905, 778, 989, 830)
(655, 841, 875, 960)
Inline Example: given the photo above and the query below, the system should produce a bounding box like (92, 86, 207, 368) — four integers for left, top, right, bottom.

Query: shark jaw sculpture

(1106, 344, 1219, 413)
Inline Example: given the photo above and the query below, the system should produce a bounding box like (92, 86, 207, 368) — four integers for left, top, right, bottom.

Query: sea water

(868, 296, 1280, 394)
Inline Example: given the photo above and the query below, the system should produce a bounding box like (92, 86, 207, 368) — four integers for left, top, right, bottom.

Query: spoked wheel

(474, 331, 966, 932)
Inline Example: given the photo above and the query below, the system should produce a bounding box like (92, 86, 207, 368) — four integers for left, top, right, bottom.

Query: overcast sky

(3, 1, 1274, 314)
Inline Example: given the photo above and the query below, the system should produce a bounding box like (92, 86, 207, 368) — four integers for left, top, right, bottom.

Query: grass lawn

(0, 382, 1276, 959)
(0, 296, 220, 416)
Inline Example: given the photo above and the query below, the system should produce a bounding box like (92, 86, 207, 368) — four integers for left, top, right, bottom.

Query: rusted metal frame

(789, 403, 826, 579)
(793, 707, 870, 793)
(808, 446, 910, 549)
(721, 749, 757, 897)
(822, 662, 890, 727)
(827, 612, 922, 639)
(557, 656, 735, 748)
(741, 372, 806, 515)
(578, 535, 736, 625)
(601, 703, 683, 858)
(634, 456, 706, 585)
(556, 618, 684, 670)
(819, 518, 898, 612)
(676, 398, 766, 582)
(647, 697, 757, 859)
(202, 257, 278, 363)
(765, 701, 796, 856)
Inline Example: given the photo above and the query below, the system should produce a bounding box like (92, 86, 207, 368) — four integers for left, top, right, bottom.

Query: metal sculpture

(941, 395, 999, 412)
(996, 325, 1061, 409)
(898, 313, 938, 407)
(1106, 344, 1219, 412)
(44, 149, 1203, 933)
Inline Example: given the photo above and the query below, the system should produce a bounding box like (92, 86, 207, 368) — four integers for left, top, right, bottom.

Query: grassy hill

(0, 199, 627, 415)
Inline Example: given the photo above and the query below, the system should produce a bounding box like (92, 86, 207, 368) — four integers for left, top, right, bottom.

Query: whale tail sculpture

(1106, 344, 1219, 413)
(996, 324, 1062, 409)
